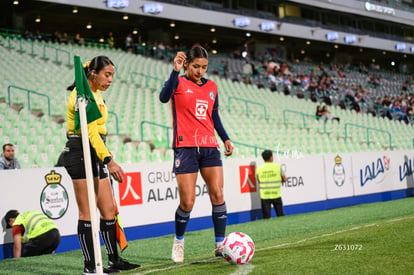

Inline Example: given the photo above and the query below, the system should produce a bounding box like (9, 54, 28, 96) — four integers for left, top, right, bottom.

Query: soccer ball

(222, 232, 255, 265)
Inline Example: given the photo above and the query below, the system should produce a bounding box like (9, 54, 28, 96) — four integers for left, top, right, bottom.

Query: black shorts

(261, 197, 284, 218)
(173, 147, 222, 174)
(63, 137, 109, 180)
(23, 229, 60, 257)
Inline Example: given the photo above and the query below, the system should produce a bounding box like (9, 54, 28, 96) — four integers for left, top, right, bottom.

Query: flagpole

(78, 98, 103, 275)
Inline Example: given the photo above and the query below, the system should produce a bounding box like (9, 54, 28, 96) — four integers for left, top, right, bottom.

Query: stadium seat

(3, 37, 414, 168)
(163, 149, 174, 162)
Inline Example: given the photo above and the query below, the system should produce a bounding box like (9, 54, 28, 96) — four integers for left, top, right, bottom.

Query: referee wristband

(103, 156, 112, 165)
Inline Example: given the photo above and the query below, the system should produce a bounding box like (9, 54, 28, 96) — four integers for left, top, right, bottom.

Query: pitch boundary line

(136, 215, 414, 274)
(137, 257, 222, 274)
(257, 215, 414, 252)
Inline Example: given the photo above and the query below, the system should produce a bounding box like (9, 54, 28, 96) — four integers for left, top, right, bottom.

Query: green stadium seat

(163, 149, 174, 162)
(151, 149, 164, 163)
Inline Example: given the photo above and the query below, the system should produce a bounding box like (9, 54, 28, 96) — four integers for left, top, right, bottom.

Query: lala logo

(360, 156, 390, 187)
(399, 157, 414, 181)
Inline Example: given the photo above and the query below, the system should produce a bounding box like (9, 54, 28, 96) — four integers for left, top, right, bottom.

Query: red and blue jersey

(160, 70, 230, 149)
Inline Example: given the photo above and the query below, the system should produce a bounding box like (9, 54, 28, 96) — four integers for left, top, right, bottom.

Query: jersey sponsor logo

(195, 99, 208, 120)
(119, 172, 143, 206)
(239, 165, 257, 193)
(40, 170, 69, 220)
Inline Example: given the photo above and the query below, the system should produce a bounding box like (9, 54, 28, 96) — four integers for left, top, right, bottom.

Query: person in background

(316, 105, 340, 122)
(107, 32, 115, 48)
(125, 33, 133, 53)
(74, 33, 84, 45)
(159, 45, 233, 263)
(4, 210, 60, 258)
(256, 150, 286, 219)
(0, 143, 21, 170)
(64, 56, 140, 274)
(60, 32, 69, 44)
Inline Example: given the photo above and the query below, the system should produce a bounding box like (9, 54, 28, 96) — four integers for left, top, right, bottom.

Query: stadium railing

(344, 123, 392, 150)
(7, 85, 51, 116)
(228, 96, 268, 120)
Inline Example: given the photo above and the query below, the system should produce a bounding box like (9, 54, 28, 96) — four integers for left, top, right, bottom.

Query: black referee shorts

(63, 137, 109, 180)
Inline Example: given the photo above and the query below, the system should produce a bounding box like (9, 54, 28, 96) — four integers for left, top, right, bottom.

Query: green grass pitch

(1, 197, 413, 274)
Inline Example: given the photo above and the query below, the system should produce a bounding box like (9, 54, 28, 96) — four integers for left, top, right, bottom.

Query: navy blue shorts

(173, 147, 222, 174)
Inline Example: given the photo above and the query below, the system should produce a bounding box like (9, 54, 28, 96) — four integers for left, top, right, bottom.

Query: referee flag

(74, 55, 102, 131)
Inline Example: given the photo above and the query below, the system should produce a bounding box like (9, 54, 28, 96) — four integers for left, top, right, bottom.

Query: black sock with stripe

(78, 220, 95, 270)
(100, 218, 119, 263)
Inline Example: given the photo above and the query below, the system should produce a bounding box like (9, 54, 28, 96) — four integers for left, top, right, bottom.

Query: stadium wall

(1, 149, 413, 259)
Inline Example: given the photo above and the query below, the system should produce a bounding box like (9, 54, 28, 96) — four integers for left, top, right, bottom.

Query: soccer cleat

(171, 238, 184, 263)
(83, 266, 120, 274)
(108, 258, 141, 271)
(214, 242, 223, 257)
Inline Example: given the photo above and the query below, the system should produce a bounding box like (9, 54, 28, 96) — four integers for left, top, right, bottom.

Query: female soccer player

(64, 56, 140, 274)
(159, 45, 233, 263)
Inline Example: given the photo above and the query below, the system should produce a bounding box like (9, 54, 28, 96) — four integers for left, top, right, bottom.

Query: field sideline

(1, 197, 413, 274)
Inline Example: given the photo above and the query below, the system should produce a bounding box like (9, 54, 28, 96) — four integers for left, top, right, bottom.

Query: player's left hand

(224, 140, 233, 156)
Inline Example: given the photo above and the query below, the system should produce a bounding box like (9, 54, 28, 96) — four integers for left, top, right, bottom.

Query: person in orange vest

(256, 150, 286, 218)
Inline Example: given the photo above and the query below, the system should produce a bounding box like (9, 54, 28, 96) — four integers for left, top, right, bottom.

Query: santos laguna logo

(40, 170, 69, 219)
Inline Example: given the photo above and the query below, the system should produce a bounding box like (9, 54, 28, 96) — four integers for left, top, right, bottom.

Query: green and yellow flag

(74, 55, 102, 131)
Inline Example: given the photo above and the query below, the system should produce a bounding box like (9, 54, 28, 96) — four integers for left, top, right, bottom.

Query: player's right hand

(174, 51, 186, 72)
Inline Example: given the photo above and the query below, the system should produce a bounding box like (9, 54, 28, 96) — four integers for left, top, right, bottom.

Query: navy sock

(100, 219, 119, 263)
(175, 206, 191, 239)
(212, 202, 227, 243)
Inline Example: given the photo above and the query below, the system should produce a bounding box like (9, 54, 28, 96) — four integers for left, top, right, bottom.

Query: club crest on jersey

(195, 99, 208, 120)
(209, 91, 215, 100)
